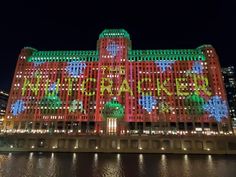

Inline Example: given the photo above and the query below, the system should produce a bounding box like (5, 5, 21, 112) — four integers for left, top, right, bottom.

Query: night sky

(0, 0, 235, 92)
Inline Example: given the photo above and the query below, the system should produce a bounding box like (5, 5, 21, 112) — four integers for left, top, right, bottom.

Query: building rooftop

(99, 29, 130, 39)
(25, 29, 208, 63)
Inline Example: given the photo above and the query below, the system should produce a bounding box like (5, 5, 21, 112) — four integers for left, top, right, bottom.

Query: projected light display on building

(4, 29, 232, 134)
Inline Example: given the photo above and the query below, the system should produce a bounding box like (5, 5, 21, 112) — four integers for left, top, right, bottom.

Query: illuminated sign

(20, 74, 211, 97)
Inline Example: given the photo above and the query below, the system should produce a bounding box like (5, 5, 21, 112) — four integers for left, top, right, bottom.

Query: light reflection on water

(159, 154, 168, 177)
(183, 155, 190, 177)
(94, 153, 124, 177)
(138, 154, 145, 177)
(207, 155, 216, 176)
(0, 153, 236, 177)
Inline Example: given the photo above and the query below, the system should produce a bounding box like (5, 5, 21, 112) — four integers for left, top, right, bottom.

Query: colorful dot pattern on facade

(138, 96, 158, 113)
(5, 29, 232, 133)
(102, 99, 124, 119)
(66, 61, 87, 77)
(11, 100, 25, 116)
(203, 96, 229, 122)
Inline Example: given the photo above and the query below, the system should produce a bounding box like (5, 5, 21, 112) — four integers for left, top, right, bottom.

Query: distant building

(4, 29, 232, 135)
(0, 90, 8, 128)
(222, 66, 236, 132)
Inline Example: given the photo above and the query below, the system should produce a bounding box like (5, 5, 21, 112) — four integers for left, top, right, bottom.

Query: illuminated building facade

(222, 66, 236, 132)
(0, 90, 8, 128)
(4, 29, 232, 135)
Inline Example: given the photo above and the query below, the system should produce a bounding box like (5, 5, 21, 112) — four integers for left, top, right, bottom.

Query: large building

(4, 29, 232, 135)
(0, 90, 8, 129)
(222, 66, 236, 132)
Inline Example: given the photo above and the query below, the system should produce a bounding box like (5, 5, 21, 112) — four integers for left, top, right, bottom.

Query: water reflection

(97, 154, 123, 177)
(8, 153, 12, 158)
(29, 152, 33, 160)
(72, 153, 76, 164)
(93, 153, 98, 168)
(51, 152, 54, 158)
(206, 155, 217, 176)
(159, 154, 168, 177)
(183, 155, 190, 177)
(0, 153, 235, 177)
(138, 154, 145, 176)
(26, 152, 34, 177)
(117, 153, 120, 161)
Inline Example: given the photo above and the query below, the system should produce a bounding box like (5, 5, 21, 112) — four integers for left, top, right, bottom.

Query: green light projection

(27, 43, 206, 63)
(128, 49, 206, 61)
(28, 49, 205, 62)
(39, 95, 62, 114)
(184, 93, 205, 116)
(99, 29, 130, 39)
(27, 51, 99, 62)
(102, 98, 124, 119)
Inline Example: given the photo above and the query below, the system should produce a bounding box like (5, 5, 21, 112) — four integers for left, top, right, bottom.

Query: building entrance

(106, 118, 117, 134)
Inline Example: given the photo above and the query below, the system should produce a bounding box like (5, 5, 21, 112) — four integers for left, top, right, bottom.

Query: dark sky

(0, 0, 235, 92)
